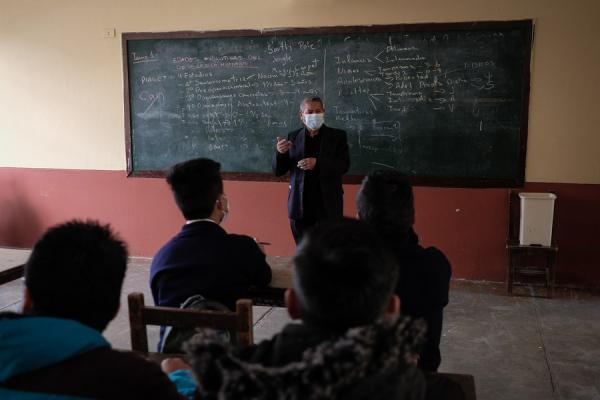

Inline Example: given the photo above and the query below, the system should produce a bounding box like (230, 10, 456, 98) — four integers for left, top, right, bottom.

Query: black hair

(299, 96, 324, 111)
(356, 170, 415, 242)
(24, 220, 128, 331)
(166, 158, 223, 220)
(292, 218, 398, 330)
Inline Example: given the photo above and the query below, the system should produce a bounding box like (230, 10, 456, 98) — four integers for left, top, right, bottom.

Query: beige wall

(1, 0, 599, 183)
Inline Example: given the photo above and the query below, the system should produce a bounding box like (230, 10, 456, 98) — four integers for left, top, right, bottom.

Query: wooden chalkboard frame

(123, 20, 533, 187)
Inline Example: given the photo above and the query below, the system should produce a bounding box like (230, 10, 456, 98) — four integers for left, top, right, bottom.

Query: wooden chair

(0, 264, 25, 285)
(436, 373, 477, 400)
(127, 292, 253, 354)
(506, 190, 558, 297)
(247, 286, 286, 307)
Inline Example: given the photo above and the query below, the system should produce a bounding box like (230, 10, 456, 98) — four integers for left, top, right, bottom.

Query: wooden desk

(0, 264, 25, 285)
(266, 256, 292, 289)
(0, 247, 30, 285)
(251, 256, 292, 307)
(0, 250, 293, 284)
(436, 372, 477, 400)
(0, 247, 30, 272)
(0, 248, 292, 303)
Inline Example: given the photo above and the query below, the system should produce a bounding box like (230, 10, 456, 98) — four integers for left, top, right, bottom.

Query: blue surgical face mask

(303, 113, 325, 130)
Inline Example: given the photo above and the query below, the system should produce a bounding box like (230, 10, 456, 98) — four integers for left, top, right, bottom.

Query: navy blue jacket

(394, 229, 452, 372)
(150, 221, 272, 311)
(273, 125, 350, 221)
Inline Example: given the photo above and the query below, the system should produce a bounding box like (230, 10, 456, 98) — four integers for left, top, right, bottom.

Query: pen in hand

(253, 238, 270, 254)
(253, 237, 271, 246)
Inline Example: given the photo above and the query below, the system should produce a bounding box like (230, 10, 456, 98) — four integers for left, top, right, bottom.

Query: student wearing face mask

(150, 158, 272, 349)
(273, 96, 350, 244)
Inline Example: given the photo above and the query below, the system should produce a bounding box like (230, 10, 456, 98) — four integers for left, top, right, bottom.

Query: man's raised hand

(276, 136, 292, 154)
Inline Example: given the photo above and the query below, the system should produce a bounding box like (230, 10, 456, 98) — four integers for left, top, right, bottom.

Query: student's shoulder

(152, 232, 184, 259)
(227, 233, 262, 252)
(151, 227, 202, 266)
(150, 239, 180, 274)
(86, 348, 182, 398)
(80, 347, 160, 373)
(7, 347, 182, 399)
(234, 323, 310, 366)
(418, 246, 452, 285)
(0, 311, 24, 321)
(421, 246, 451, 269)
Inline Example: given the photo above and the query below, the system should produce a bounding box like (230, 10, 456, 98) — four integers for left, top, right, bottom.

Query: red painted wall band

(1, 168, 598, 287)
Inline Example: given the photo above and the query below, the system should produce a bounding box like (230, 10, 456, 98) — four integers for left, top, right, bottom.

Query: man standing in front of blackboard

(273, 96, 350, 244)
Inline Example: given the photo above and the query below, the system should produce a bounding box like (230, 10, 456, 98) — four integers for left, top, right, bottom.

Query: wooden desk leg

(507, 251, 514, 294)
(548, 252, 556, 299)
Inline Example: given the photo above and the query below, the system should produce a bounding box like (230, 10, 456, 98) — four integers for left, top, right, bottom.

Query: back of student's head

(356, 169, 415, 239)
(292, 218, 398, 330)
(24, 220, 128, 331)
(167, 158, 223, 220)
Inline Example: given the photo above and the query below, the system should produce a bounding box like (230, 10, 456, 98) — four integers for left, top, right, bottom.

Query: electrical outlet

(103, 28, 116, 39)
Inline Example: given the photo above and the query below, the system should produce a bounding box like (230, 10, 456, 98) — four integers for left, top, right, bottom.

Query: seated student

(150, 158, 272, 325)
(163, 219, 431, 399)
(356, 170, 452, 372)
(0, 220, 182, 399)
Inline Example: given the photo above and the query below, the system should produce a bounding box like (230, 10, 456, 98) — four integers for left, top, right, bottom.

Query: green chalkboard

(123, 20, 532, 186)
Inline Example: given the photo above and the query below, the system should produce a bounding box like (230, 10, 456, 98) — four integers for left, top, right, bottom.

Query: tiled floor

(1, 251, 599, 400)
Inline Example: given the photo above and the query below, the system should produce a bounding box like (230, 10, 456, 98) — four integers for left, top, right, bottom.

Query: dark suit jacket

(273, 125, 350, 221)
(150, 221, 272, 311)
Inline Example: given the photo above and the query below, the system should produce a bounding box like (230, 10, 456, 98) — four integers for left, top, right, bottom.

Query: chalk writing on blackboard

(123, 20, 532, 187)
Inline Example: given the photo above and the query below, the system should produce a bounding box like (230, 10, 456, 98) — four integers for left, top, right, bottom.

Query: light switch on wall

(103, 28, 116, 38)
